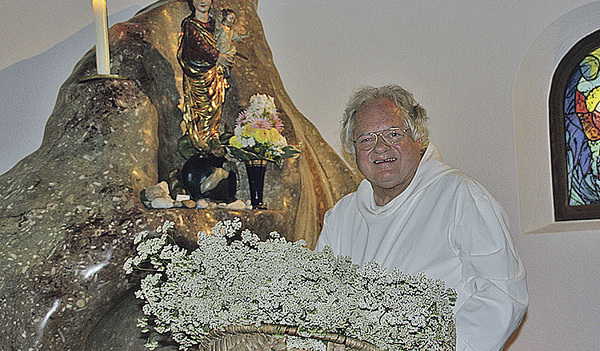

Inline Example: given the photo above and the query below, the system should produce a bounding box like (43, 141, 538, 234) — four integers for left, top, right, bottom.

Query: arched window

(550, 29, 600, 220)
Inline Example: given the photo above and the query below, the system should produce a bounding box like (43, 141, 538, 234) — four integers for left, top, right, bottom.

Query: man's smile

(374, 157, 397, 164)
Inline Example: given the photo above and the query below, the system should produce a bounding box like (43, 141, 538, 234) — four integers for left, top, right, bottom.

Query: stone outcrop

(0, 0, 359, 350)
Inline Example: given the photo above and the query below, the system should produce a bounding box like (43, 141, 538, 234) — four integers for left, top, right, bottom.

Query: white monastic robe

(316, 144, 528, 351)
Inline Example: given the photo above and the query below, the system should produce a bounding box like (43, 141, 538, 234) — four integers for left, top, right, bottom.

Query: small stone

(144, 181, 170, 201)
(76, 299, 86, 308)
(151, 197, 173, 209)
(173, 201, 183, 208)
(196, 199, 209, 209)
(182, 199, 196, 208)
(226, 200, 247, 210)
(175, 194, 190, 202)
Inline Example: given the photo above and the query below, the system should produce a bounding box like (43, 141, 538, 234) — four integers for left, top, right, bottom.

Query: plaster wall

(1, 0, 599, 349)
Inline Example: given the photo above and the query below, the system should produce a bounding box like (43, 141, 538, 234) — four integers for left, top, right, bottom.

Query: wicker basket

(199, 324, 383, 351)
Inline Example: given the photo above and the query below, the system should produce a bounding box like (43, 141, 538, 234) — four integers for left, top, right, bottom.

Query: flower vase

(245, 160, 268, 209)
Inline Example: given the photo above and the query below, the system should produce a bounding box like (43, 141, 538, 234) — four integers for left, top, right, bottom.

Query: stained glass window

(550, 30, 600, 220)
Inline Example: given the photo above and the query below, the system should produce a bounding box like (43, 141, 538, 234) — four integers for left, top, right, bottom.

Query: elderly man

(316, 85, 528, 350)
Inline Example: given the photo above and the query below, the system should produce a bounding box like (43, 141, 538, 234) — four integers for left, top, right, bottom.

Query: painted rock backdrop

(0, 0, 359, 349)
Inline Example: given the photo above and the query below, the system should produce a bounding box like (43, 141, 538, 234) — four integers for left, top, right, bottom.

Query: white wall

(0, 1, 146, 175)
(1, 0, 600, 349)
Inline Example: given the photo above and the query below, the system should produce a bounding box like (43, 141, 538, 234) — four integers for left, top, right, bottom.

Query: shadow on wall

(0, 6, 141, 176)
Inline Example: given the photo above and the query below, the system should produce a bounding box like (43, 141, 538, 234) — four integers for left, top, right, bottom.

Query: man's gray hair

(340, 85, 429, 158)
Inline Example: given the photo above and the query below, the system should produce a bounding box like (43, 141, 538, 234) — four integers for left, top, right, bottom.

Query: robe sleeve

(452, 186, 529, 351)
(315, 209, 334, 252)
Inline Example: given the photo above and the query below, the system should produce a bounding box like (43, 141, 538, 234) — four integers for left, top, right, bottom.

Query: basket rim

(201, 324, 383, 351)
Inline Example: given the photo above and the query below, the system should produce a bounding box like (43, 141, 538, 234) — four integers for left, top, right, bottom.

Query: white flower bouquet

(226, 94, 300, 166)
(124, 219, 457, 351)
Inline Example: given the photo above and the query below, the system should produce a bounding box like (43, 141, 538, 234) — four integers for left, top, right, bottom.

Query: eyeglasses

(353, 127, 410, 150)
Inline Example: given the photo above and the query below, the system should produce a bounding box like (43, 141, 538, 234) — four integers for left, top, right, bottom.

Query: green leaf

(226, 146, 265, 162)
(225, 144, 300, 167)
(281, 145, 301, 159)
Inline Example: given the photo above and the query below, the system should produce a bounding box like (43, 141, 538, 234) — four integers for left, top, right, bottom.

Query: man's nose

(373, 134, 391, 151)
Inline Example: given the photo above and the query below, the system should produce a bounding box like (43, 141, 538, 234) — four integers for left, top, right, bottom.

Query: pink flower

(236, 111, 248, 127)
(273, 120, 284, 132)
(247, 117, 272, 130)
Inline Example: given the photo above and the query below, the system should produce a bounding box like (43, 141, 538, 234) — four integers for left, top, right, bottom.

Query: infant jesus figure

(216, 8, 249, 77)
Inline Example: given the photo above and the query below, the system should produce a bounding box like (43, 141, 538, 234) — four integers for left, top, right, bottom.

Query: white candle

(93, 0, 110, 74)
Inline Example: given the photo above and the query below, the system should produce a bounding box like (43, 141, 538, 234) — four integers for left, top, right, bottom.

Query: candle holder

(79, 74, 128, 83)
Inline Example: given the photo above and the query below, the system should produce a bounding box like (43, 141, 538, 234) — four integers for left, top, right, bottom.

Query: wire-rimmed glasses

(354, 127, 410, 150)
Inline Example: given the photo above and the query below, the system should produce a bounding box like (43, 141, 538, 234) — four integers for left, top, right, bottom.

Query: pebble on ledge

(142, 182, 253, 210)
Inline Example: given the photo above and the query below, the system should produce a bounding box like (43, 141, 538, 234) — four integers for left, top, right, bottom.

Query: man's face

(353, 98, 423, 205)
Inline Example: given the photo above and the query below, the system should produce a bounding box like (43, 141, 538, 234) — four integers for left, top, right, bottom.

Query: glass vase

(245, 159, 268, 209)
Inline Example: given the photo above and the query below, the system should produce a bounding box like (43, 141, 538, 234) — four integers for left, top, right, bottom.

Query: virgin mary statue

(177, 0, 232, 154)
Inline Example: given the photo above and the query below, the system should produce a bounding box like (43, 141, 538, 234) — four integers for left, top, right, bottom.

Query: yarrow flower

(227, 94, 299, 166)
(125, 218, 457, 351)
